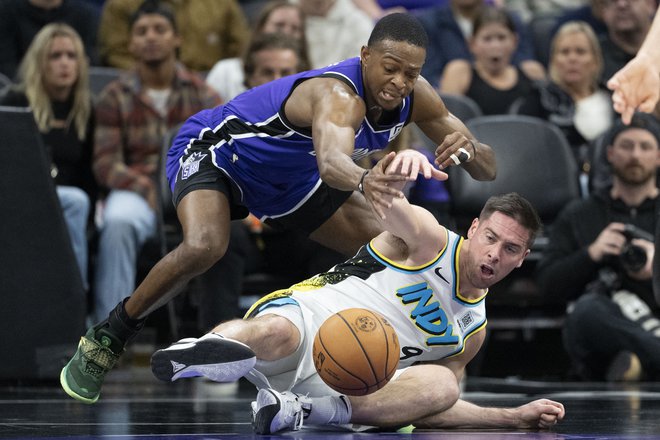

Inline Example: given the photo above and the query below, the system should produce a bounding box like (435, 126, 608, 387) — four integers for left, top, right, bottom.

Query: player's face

(44, 36, 79, 94)
(360, 40, 425, 111)
(129, 14, 180, 65)
(465, 212, 530, 289)
(246, 48, 300, 88)
(608, 128, 660, 186)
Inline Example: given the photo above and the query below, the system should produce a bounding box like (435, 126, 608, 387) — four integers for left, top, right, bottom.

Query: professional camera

(619, 224, 654, 272)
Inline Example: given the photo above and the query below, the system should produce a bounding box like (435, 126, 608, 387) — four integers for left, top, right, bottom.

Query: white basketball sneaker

(150, 333, 256, 382)
(252, 388, 311, 434)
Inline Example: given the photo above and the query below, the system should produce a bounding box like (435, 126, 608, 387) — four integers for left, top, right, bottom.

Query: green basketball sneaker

(60, 326, 123, 404)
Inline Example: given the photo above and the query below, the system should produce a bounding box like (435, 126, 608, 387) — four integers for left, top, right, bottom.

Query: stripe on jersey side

(445, 319, 488, 358)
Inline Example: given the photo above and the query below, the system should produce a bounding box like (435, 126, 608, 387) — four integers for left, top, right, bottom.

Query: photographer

(536, 113, 660, 382)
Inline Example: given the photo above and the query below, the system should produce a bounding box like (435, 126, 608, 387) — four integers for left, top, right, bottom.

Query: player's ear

(467, 218, 479, 238)
(360, 45, 370, 64)
(516, 249, 531, 267)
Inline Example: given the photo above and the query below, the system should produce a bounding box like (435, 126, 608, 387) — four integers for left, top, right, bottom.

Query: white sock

(303, 395, 352, 425)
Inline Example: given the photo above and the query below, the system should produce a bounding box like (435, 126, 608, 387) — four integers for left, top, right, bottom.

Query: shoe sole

(150, 337, 256, 382)
(252, 388, 282, 435)
(59, 366, 99, 404)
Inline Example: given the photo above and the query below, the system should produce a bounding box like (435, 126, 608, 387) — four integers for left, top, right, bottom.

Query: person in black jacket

(536, 113, 660, 382)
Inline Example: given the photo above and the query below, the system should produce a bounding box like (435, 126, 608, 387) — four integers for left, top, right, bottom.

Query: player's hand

(513, 399, 565, 429)
(607, 53, 660, 125)
(362, 152, 409, 219)
(588, 222, 627, 262)
(434, 132, 476, 169)
(386, 148, 448, 181)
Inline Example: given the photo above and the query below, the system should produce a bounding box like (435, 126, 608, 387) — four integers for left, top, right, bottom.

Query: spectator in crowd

(516, 21, 615, 193)
(416, 0, 545, 85)
(550, 0, 607, 38)
(536, 113, 660, 382)
(206, 0, 309, 101)
(90, 0, 220, 323)
(440, 6, 535, 115)
(297, 0, 374, 68)
(98, 0, 249, 72)
(0, 0, 99, 79)
(598, 0, 656, 83)
(505, 0, 590, 24)
(0, 23, 96, 292)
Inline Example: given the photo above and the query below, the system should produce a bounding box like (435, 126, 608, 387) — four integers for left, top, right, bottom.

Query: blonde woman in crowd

(0, 23, 96, 290)
(515, 21, 615, 193)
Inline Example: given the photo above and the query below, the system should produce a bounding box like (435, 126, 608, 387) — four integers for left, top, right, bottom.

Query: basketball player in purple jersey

(61, 13, 497, 404)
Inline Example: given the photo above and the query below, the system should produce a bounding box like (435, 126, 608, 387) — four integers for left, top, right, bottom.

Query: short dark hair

(479, 192, 542, 247)
(243, 32, 307, 78)
(367, 13, 428, 50)
(607, 112, 660, 148)
(130, 0, 177, 33)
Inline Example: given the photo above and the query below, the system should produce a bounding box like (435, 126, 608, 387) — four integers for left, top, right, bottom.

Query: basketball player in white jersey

(150, 152, 565, 434)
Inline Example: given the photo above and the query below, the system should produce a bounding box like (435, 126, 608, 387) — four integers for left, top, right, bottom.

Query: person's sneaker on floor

(606, 351, 643, 382)
(252, 388, 311, 434)
(60, 326, 123, 404)
(150, 333, 256, 382)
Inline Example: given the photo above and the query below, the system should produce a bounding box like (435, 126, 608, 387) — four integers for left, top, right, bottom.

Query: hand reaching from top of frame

(608, 53, 660, 125)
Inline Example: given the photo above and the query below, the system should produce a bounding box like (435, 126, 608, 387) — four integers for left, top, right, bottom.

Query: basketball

(312, 308, 400, 396)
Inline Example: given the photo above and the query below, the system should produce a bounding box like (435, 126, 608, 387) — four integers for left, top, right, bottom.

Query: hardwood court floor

(1, 363, 659, 439)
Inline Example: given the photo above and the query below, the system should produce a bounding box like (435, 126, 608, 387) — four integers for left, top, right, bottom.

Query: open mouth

(480, 264, 494, 277)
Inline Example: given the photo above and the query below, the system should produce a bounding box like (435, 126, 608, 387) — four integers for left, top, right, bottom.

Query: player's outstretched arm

(607, 10, 660, 124)
(415, 398, 565, 430)
(411, 77, 497, 181)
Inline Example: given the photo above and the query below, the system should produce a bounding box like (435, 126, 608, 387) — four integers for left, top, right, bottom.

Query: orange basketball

(312, 308, 400, 396)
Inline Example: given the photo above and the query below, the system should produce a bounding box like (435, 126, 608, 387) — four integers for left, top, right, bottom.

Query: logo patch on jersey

(181, 152, 207, 180)
(388, 122, 405, 141)
(457, 311, 474, 331)
(434, 267, 449, 284)
(396, 282, 459, 346)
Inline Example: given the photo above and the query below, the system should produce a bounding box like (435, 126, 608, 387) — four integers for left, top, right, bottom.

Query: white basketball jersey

(247, 228, 488, 381)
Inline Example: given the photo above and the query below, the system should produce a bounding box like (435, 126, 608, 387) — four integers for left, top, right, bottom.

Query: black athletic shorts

(172, 152, 352, 235)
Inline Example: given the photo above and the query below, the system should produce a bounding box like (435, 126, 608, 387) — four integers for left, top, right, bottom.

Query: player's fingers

(606, 76, 620, 91)
(638, 96, 658, 113)
(622, 106, 635, 125)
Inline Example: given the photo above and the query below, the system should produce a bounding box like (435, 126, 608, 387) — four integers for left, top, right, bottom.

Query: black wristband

(358, 169, 369, 194)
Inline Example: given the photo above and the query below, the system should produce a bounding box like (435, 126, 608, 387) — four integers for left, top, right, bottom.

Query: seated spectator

(505, 0, 590, 25)
(206, 0, 309, 101)
(440, 6, 535, 115)
(516, 21, 614, 192)
(597, 0, 656, 83)
(416, 0, 545, 85)
(550, 0, 607, 38)
(536, 113, 660, 382)
(297, 0, 374, 68)
(0, 0, 100, 79)
(91, 0, 221, 323)
(0, 23, 97, 291)
(98, 0, 250, 72)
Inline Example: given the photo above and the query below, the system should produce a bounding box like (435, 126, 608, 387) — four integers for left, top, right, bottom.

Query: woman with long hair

(0, 23, 96, 290)
(516, 22, 615, 188)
